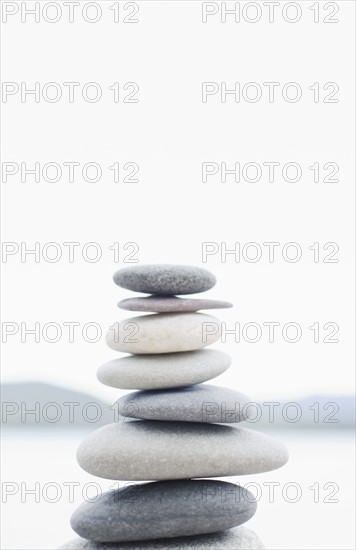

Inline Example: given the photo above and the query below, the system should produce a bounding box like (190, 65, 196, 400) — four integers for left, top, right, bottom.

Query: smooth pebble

(118, 296, 232, 313)
(118, 384, 252, 423)
(113, 265, 216, 295)
(77, 421, 289, 480)
(70, 480, 257, 542)
(97, 350, 231, 390)
(106, 313, 220, 354)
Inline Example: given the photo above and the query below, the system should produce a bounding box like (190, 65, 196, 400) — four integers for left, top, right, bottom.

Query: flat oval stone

(118, 385, 252, 423)
(97, 350, 231, 390)
(70, 480, 257, 542)
(77, 421, 289, 480)
(106, 313, 221, 354)
(113, 265, 216, 295)
(118, 296, 233, 313)
(59, 526, 264, 549)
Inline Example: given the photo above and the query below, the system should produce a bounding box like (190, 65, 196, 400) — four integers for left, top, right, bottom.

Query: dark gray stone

(77, 421, 289, 480)
(113, 265, 216, 295)
(70, 480, 257, 542)
(97, 350, 231, 390)
(118, 384, 252, 423)
(118, 296, 232, 313)
(59, 526, 264, 549)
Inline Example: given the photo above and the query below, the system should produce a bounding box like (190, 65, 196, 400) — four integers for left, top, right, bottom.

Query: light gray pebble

(105, 313, 221, 354)
(97, 350, 231, 390)
(118, 296, 232, 313)
(77, 421, 289, 480)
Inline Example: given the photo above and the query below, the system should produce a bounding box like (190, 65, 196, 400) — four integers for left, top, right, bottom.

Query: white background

(1, 1, 355, 549)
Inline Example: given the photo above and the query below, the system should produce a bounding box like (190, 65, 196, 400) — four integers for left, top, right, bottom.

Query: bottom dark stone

(70, 480, 256, 542)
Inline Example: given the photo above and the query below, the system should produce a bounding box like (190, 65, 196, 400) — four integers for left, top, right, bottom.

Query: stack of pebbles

(60, 265, 288, 550)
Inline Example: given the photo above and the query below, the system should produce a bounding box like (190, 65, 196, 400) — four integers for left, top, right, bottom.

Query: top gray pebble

(113, 265, 216, 295)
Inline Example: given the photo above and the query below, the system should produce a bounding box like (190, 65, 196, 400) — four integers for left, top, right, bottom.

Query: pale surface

(2, 0, 354, 405)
